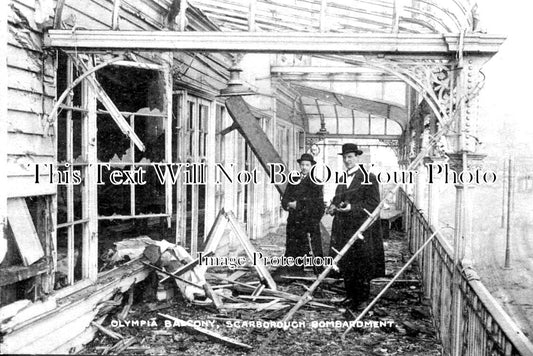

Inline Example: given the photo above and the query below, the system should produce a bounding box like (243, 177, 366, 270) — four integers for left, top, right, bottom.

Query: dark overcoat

(281, 175, 324, 258)
(330, 169, 385, 301)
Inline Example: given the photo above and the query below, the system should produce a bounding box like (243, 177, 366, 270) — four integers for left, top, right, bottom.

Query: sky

(476, 1, 533, 156)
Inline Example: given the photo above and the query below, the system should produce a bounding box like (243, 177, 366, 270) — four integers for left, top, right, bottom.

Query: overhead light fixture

(218, 65, 256, 97)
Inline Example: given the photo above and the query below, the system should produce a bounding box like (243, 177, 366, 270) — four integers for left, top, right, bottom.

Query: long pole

(501, 159, 506, 228)
(504, 158, 512, 268)
(342, 229, 440, 337)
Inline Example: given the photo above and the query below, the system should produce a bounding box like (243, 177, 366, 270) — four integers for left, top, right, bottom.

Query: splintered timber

(32, 162, 498, 186)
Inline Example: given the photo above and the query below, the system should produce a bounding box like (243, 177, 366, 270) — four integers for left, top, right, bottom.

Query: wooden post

(163, 52, 173, 228)
(319, 0, 327, 32)
(415, 161, 426, 210)
(83, 62, 99, 282)
(501, 159, 506, 228)
(178, 0, 188, 32)
(392, 0, 401, 33)
(504, 158, 512, 268)
(111, 0, 121, 30)
(248, 0, 256, 32)
(66, 58, 75, 285)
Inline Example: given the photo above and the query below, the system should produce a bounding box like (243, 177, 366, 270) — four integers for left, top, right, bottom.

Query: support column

(425, 156, 444, 227)
(415, 161, 427, 211)
(448, 54, 486, 356)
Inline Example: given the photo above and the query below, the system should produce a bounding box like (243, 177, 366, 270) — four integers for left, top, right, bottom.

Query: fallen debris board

(159, 251, 214, 283)
(0, 300, 31, 324)
(220, 302, 289, 311)
(225, 96, 286, 195)
(280, 276, 340, 284)
(7, 198, 45, 266)
(158, 313, 252, 350)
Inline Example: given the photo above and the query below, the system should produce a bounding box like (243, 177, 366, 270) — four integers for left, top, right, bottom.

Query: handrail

(397, 188, 533, 356)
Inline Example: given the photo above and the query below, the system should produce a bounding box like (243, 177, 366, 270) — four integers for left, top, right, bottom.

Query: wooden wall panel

(7, 1, 55, 198)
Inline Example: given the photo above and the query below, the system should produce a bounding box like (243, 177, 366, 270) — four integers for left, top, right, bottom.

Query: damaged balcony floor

(82, 228, 441, 355)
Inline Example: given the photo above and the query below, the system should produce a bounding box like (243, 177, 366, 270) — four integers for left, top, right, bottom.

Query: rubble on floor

(79, 228, 441, 355)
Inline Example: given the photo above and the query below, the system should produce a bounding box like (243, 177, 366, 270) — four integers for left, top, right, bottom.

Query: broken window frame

(174, 92, 214, 256)
(95, 62, 171, 222)
(55, 56, 94, 287)
(55, 56, 173, 285)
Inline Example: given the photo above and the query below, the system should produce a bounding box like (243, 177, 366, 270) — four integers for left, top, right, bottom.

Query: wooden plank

(0, 257, 50, 286)
(7, 66, 56, 97)
(44, 30, 506, 54)
(7, 132, 55, 156)
(7, 44, 54, 76)
(0, 296, 57, 333)
(7, 88, 54, 115)
(248, 0, 256, 31)
(7, 175, 56, 198)
(0, 300, 32, 323)
(225, 96, 286, 195)
(112, 0, 122, 30)
(7, 110, 47, 135)
(6, 198, 45, 266)
(0, 260, 149, 353)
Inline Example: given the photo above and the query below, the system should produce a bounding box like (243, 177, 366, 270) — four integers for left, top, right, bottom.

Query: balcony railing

(397, 188, 533, 356)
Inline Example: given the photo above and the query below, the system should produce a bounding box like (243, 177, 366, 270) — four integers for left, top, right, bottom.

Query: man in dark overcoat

(281, 153, 324, 273)
(328, 143, 385, 308)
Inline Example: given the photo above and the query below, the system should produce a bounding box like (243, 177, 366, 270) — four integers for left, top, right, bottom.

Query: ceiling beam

(307, 133, 401, 140)
(291, 84, 407, 129)
(44, 30, 505, 54)
(271, 66, 402, 82)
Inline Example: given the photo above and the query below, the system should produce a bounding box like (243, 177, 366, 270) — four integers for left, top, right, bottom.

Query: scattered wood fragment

(158, 313, 252, 350)
(280, 276, 340, 284)
(0, 297, 57, 333)
(103, 336, 137, 355)
(203, 282, 223, 310)
(226, 270, 247, 282)
(256, 298, 283, 312)
(159, 251, 214, 283)
(0, 300, 31, 323)
(117, 286, 134, 320)
(142, 261, 203, 289)
(220, 302, 289, 311)
(91, 321, 123, 340)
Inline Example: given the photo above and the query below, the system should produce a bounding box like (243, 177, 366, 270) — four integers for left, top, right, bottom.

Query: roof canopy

(188, 0, 476, 33)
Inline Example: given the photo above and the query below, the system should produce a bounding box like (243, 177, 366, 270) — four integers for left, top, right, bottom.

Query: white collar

(346, 166, 359, 176)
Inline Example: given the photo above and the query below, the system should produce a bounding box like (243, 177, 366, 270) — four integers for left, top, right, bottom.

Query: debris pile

(78, 222, 441, 355)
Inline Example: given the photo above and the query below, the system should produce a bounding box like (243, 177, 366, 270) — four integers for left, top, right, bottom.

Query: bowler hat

(297, 153, 316, 165)
(338, 143, 363, 156)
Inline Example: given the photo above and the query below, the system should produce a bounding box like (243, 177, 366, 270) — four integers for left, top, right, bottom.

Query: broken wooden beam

(0, 257, 51, 287)
(158, 313, 252, 350)
(159, 251, 214, 283)
(141, 261, 203, 289)
(220, 302, 288, 311)
(91, 321, 123, 340)
(225, 97, 286, 195)
(69, 54, 145, 151)
(0, 259, 150, 354)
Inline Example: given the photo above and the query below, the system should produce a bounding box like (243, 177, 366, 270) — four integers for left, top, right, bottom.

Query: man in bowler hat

(280, 153, 324, 275)
(328, 143, 385, 308)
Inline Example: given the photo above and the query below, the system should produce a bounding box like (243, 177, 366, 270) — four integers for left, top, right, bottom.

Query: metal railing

(397, 188, 533, 356)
